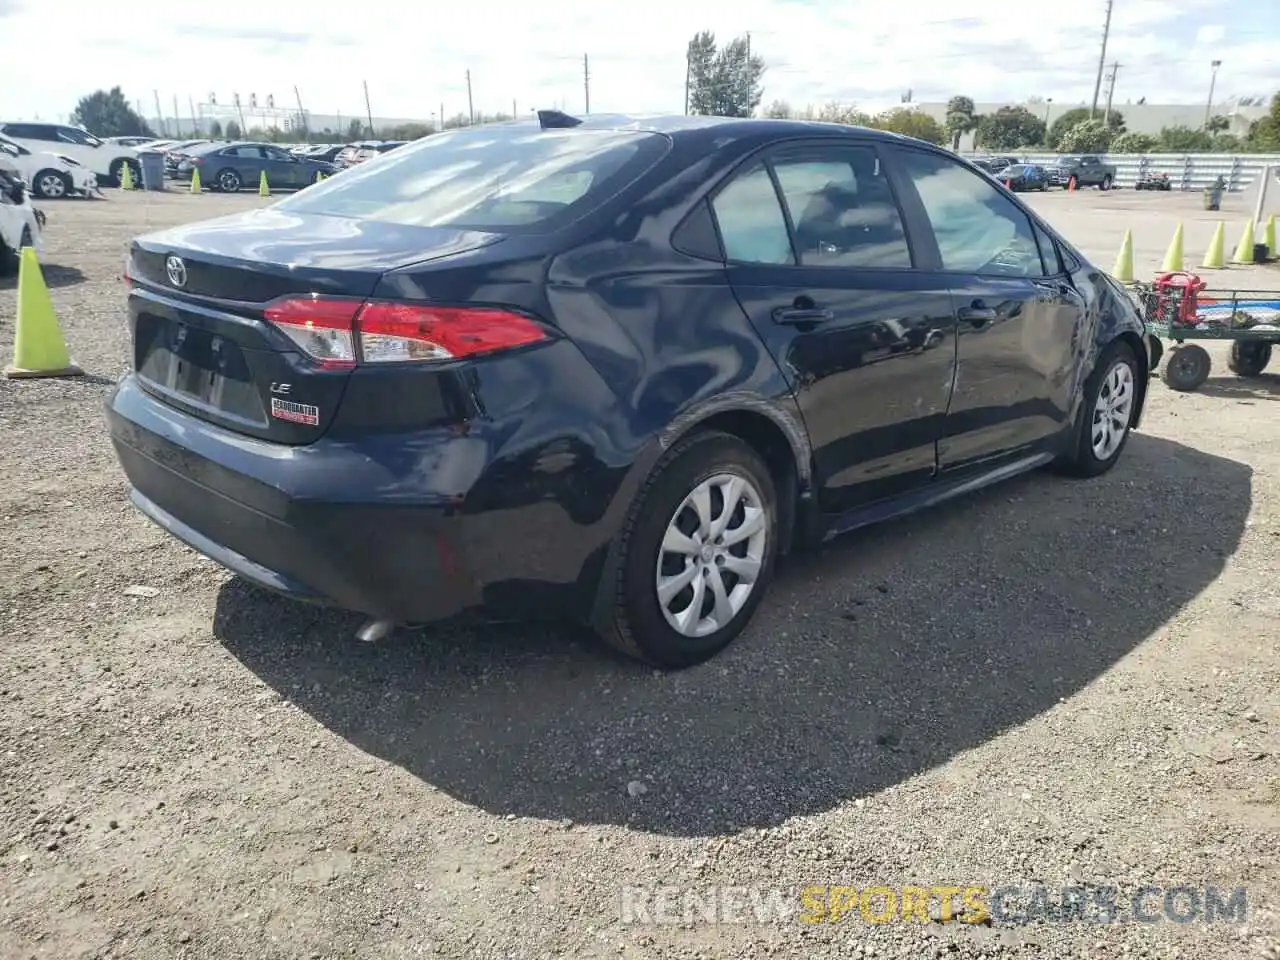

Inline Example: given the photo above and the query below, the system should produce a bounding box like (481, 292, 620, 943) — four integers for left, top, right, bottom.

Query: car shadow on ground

(215, 433, 1250, 838)
(1195, 374, 1280, 401)
(0, 263, 86, 291)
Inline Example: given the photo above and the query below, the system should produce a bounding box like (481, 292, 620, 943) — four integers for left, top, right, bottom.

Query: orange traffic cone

(1068, 175, 1078, 192)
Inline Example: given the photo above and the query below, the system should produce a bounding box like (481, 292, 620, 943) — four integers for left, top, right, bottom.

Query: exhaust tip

(355, 619, 396, 643)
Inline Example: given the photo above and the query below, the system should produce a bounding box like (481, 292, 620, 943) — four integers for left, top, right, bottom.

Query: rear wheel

(1227, 341, 1272, 377)
(600, 430, 778, 668)
(1164, 343, 1211, 392)
(33, 169, 70, 199)
(216, 168, 242, 193)
(1100, 175, 1113, 191)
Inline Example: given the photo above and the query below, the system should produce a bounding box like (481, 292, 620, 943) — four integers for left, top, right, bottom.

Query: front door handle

(773, 306, 835, 325)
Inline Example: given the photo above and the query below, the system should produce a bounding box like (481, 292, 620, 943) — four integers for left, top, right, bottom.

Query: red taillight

(356, 303, 548, 363)
(264, 296, 362, 369)
(262, 296, 548, 367)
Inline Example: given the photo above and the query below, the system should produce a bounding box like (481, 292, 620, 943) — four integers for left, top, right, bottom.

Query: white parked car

(105, 135, 157, 148)
(0, 169, 45, 275)
(0, 135, 99, 199)
(0, 121, 140, 186)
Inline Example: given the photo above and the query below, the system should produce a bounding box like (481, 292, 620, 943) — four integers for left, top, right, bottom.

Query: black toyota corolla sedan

(107, 110, 1151, 668)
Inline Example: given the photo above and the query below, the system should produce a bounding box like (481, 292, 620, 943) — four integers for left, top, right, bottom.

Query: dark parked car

(162, 140, 214, 177)
(971, 155, 1020, 175)
(993, 163, 1049, 191)
(292, 144, 346, 163)
(1045, 164, 1071, 187)
(108, 112, 1151, 667)
(1135, 172, 1172, 191)
(175, 141, 337, 192)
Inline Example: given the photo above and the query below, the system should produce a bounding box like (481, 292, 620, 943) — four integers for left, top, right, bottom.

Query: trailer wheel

(1147, 336, 1164, 373)
(1164, 344, 1211, 392)
(1227, 341, 1272, 378)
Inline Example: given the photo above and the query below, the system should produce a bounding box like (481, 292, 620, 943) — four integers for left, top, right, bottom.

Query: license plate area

(136, 316, 268, 427)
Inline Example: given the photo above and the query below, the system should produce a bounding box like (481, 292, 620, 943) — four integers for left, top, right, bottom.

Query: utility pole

(583, 54, 590, 114)
(1203, 59, 1223, 130)
(1103, 62, 1121, 127)
(512, 98, 517, 119)
(188, 96, 199, 136)
(466, 70, 474, 125)
(440, 101, 445, 129)
(172, 95, 180, 136)
(362, 80, 374, 137)
(1089, 0, 1114, 119)
(293, 86, 309, 142)
(152, 90, 166, 137)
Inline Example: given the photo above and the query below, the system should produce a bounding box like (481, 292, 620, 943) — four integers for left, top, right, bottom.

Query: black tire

(599, 430, 779, 668)
(1164, 343, 1211, 392)
(33, 169, 71, 199)
(1227, 341, 1272, 377)
(0, 237, 14, 277)
(1147, 336, 1164, 373)
(1056, 340, 1140, 478)
(216, 168, 242, 193)
(1100, 175, 1113, 191)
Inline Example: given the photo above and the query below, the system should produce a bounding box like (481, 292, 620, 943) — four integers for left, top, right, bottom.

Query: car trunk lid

(126, 208, 505, 444)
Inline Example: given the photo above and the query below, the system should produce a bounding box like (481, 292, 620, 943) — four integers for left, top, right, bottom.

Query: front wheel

(1164, 343, 1211, 392)
(1056, 340, 1140, 478)
(1227, 341, 1272, 377)
(1100, 175, 1113, 191)
(33, 169, 70, 199)
(600, 430, 778, 668)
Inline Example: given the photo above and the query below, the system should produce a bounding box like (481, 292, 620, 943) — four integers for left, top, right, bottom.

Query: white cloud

(0, 0, 1274, 124)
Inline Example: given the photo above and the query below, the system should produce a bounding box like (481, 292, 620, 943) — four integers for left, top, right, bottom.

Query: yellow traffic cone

(1160, 223, 1184, 272)
(314, 171, 325, 183)
(1231, 220, 1255, 264)
(1200, 222, 1225, 269)
(259, 171, 270, 197)
(4, 248, 84, 379)
(190, 167, 201, 194)
(1111, 229, 1134, 282)
(119, 162, 134, 190)
(1265, 214, 1277, 260)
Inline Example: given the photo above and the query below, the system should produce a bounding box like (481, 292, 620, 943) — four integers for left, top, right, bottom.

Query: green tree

(441, 113, 470, 130)
(1211, 133, 1242, 152)
(975, 106, 1045, 150)
(815, 102, 872, 126)
(69, 87, 153, 138)
(208, 119, 223, 138)
(1059, 119, 1113, 153)
(346, 118, 366, 140)
(1158, 125, 1212, 151)
(944, 95, 978, 150)
(1109, 131, 1157, 153)
(1047, 107, 1124, 148)
(384, 122, 434, 139)
(1206, 115, 1230, 135)
(686, 31, 765, 117)
(763, 100, 792, 119)
(870, 108, 944, 144)
(225, 121, 242, 140)
(1245, 92, 1280, 151)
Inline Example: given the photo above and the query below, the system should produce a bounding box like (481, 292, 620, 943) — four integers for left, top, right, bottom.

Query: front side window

(710, 164, 794, 265)
(896, 148, 1046, 279)
(771, 148, 912, 269)
(276, 126, 670, 233)
(58, 127, 101, 146)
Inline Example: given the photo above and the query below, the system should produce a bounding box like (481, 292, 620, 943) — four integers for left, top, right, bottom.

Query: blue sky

(0, 0, 1275, 124)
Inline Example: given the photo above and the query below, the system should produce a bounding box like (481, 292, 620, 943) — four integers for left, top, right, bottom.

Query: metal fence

(963, 153, 1280, 192)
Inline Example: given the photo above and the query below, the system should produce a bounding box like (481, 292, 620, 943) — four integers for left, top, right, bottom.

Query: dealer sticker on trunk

(270, 397, 320, 426)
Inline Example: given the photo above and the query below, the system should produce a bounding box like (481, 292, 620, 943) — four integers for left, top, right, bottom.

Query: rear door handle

(773, 307, 835, 325)
(957, 305, 998, 325)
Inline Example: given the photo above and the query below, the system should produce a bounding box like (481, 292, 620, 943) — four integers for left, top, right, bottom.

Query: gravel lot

(1, 186, 1278, 960)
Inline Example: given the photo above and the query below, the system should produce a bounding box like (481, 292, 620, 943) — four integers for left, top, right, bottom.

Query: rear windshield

(275, 125, 671, 233)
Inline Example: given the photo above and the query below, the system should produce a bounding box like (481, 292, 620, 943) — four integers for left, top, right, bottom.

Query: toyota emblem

(165, 255, 187, 288)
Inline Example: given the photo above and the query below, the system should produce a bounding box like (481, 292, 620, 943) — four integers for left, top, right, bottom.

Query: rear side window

(896, 148, 1046, 279)
(1032, 222, 1062, 275)
(276, 126, 671, 233)
(772, 149, 911, 268)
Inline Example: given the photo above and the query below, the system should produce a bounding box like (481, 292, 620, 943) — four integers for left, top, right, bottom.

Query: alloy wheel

(655, 473, 768, 638)
(1091, 360, 1134, 460)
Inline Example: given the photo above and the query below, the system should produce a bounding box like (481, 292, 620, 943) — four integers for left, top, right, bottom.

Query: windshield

(276, 125, 671, 233)
(1003, 165, 1027, 174)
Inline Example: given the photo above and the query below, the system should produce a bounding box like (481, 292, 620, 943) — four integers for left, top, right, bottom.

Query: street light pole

(1203, 60, 1222, 131)
(1044, 97, 1053, 126)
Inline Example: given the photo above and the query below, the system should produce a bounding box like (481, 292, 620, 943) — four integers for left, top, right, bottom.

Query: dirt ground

(1, 186, 1278, 960)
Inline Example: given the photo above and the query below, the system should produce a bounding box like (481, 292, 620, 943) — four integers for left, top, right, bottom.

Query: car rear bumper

(105, 372, 620, 625)
(106, 373, 493, 622)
